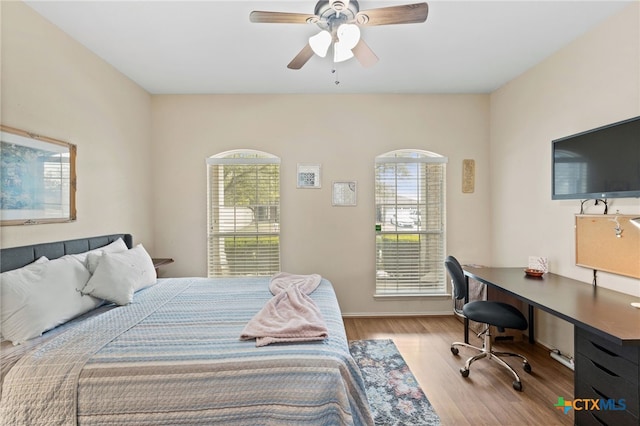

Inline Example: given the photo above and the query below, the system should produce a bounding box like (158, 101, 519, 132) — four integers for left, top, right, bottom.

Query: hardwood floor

(344, 316, 574, 426)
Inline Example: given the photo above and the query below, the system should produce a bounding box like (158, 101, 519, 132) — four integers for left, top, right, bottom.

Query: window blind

(207, 150, 280, 277)
(375, 150, 447, 295)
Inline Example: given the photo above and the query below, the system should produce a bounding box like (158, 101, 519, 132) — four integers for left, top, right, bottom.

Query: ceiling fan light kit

(329, 0, 350, 14)
(334, 40, 354, 62)
(250, 1, 429, 70)
(309, 30, 332, 57)
(334, 24, 360, 62)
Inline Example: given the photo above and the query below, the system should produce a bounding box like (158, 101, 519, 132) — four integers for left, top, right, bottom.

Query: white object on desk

(528, 256, 548, 272)
(631, 302, 640, 309)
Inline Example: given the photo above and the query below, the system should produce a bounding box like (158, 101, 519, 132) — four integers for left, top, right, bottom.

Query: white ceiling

(24, 0, 633, 94)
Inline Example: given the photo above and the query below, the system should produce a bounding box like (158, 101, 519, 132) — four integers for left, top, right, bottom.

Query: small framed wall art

(332, 181, 357, 206)
(297, 163, 321, 189)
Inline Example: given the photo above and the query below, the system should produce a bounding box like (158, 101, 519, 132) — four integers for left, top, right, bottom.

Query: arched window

(206, 150, 280, 277)
(375, 149, 447, 295)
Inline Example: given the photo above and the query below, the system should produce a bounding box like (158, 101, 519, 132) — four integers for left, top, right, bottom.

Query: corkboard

(575, 214, 640, 279)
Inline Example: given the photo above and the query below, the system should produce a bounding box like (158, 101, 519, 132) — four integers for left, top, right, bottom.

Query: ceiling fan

(250, 1, 429, 70)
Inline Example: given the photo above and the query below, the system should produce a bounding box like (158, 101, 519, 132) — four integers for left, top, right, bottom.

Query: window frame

(374, 149, 448, 297)
(206, 150, 281, 278)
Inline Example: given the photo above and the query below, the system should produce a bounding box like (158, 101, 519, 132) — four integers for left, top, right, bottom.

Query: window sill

(374, 293, 451, 299)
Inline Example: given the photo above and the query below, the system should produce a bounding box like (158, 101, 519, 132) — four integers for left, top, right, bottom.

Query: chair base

(451, 327, 531, 391)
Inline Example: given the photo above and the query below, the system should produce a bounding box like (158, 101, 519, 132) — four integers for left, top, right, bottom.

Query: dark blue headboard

(0, 234, 133, 273)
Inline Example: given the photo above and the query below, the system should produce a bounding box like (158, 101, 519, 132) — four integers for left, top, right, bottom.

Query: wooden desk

(463, 267, 640, 346)
(463, 267, 640, 425)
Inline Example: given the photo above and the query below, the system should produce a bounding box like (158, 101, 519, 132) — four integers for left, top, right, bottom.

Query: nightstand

(152, 258, 174, 270)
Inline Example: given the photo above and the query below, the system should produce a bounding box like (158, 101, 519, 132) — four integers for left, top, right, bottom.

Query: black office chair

(445, 255, 532, 391)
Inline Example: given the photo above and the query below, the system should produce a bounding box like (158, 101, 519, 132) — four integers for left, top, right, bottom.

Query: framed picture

(297, 163, 321, 189)
(332, 181, 357, 206)
(1, 125, 77, 226)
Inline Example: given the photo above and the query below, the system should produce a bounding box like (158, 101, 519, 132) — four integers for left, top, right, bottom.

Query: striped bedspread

(1, 277, 373, 425)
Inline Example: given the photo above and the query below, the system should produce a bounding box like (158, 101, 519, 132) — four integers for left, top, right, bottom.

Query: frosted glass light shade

(334, 41, 354, 62)
(334, 24, 360, 63)
(309, 30, 332, 57)
(338, 24, 360, 48)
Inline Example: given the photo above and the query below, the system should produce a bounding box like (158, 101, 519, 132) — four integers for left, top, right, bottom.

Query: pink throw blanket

(240, 272, 328, 347)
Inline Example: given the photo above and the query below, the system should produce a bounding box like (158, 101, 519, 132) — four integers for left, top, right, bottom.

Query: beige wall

(489, 2, 640, 356)
(2, 0, 638, 342)
(0, 2, 154, 249)
(151, 94, 491, 315)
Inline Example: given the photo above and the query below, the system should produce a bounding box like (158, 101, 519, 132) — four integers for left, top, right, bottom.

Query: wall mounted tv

(552, 116, 640, 200)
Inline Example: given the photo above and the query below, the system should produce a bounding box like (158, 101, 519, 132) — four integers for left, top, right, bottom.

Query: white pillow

(84, 238, 129, 274)
(0, 256, 101, 344)
(69, 237, 128, 264)
(0, 256, 47, 341)
(85, 252, 102, 274)
(81, 244, 157, 305)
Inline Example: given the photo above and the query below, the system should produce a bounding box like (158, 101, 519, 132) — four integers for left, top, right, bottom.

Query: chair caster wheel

(451, 347, 459, 356)
(523, 362, 532, 373)
(513, 381, 522, 391)
(460, 368, 469, 378)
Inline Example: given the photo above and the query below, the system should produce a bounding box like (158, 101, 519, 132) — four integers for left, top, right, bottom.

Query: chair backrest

(445, 255, 467, 301)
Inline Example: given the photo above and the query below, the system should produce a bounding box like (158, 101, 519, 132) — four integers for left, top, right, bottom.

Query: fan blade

(356, 3, 428, 26)
(352, 39, 379, 68)
(250, 11, 318, 24)
(287, 44, 315, 70)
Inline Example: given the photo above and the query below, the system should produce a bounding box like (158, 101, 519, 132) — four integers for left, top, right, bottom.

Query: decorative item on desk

(528, 256, 548, 272)
(524, 268, 544, 277)
(526, 256, 547, 277)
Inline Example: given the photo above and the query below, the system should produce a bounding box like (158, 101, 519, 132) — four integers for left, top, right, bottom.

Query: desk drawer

(575, 378, 639, 426)
(576, 353, 639, 417)
(574, 407, 639, 426)
(576, 336, 639, 384)
(576, 328, 640, 369)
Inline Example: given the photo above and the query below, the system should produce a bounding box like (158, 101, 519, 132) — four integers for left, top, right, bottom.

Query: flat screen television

(552, 116, 640, 200)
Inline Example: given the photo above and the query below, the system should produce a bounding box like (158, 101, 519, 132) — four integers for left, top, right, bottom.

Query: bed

(0, 234, 373, 425)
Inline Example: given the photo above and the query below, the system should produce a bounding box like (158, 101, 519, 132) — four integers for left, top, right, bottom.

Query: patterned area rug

(349, 339, 440, 426)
